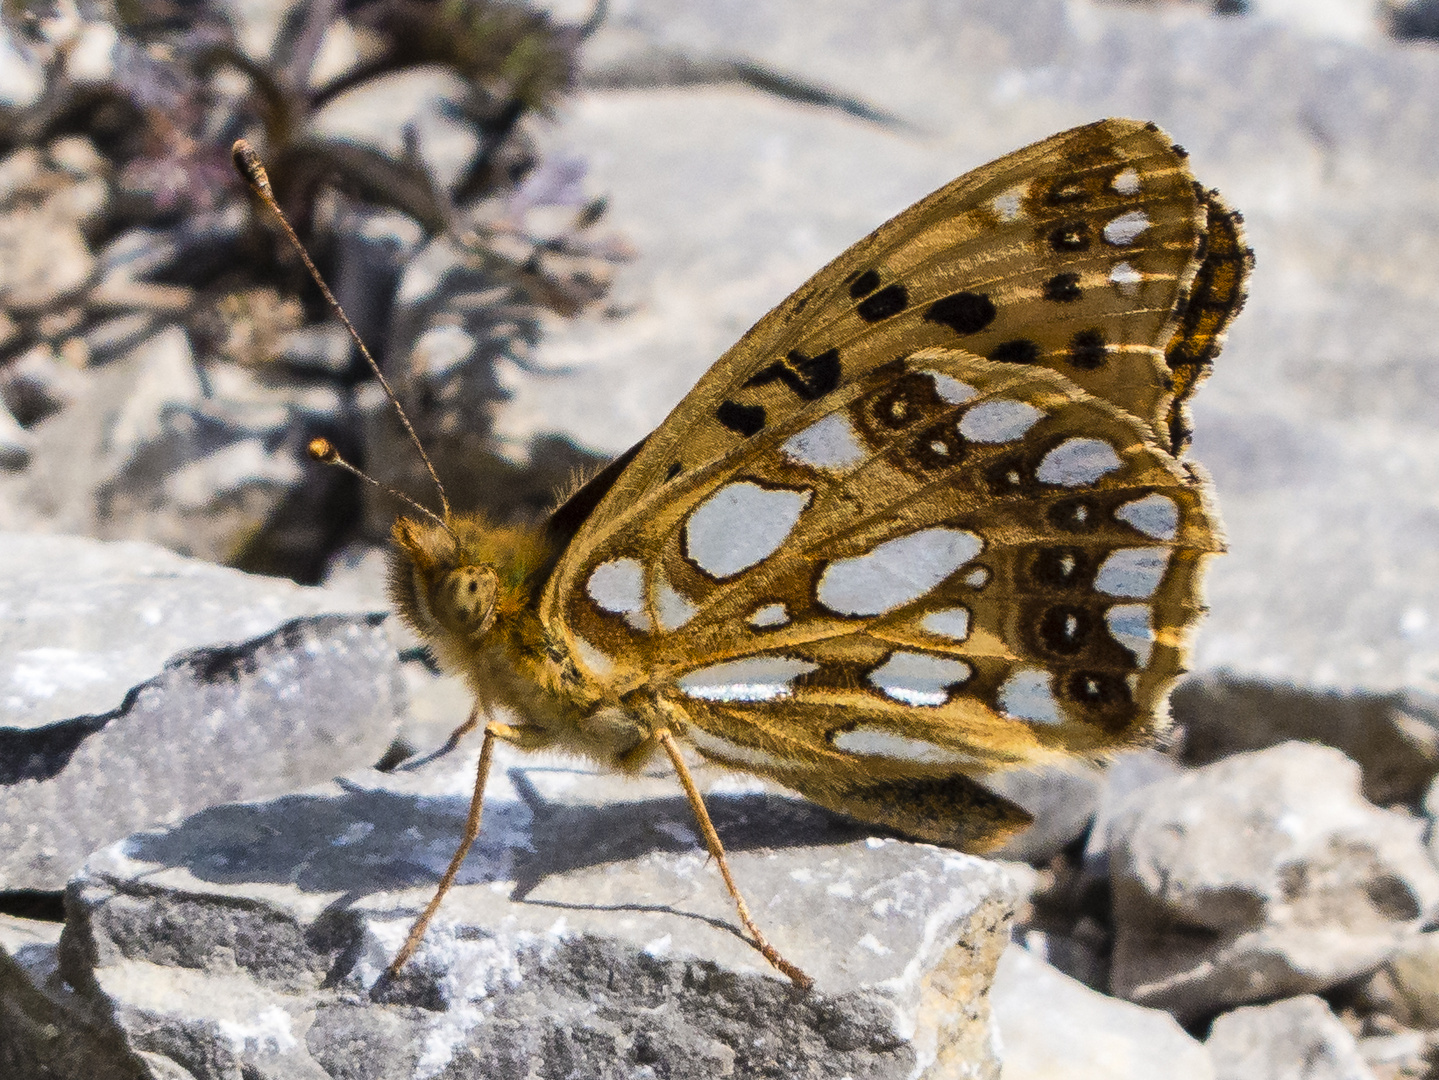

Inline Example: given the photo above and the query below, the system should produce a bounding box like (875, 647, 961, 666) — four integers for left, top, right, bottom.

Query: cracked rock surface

(5, 742, 1016, 1080)
(0, 533, 401, 891)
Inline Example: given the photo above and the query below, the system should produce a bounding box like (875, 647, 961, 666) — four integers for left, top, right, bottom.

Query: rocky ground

(4, 0, 1439, 1078)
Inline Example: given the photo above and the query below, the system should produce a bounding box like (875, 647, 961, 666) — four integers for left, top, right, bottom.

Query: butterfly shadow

(116, 764, 873, 948)
(500, 764, 873, 903)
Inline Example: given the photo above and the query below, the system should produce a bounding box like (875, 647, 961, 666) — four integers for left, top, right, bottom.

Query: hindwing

(538, 118, 1248, 849)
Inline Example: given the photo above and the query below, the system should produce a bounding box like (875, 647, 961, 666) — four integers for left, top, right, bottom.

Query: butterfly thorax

(388, 513, 656, 765)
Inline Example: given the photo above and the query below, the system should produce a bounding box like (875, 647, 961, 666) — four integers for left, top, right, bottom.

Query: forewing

(551, 118, 1233, 567)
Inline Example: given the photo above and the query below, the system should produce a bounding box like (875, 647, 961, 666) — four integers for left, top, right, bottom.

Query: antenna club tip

(231, 139, 271, 195)
(308, 437, 340, 464)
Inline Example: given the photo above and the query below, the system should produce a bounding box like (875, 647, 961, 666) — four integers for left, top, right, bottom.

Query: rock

(3, 741, 1017, 1079)
(1391, 0, 1439, 39)
(89, 209, 244, 315)
(1381, 931, 1439, 1030)
(275, 323, 353, 377)
(0, 913, 118, 1080)
(0, 397, 29, 469)
(0, 23, 44, 109)
(1356, 1031, 1431, 1078)
(1172, 676, 1439, 804)
(0, 146, 100, 313)
(992, 944, 1214, 1080)
(80, 312, 156, 364)
(309, 67, 483, 196)
(332, 206, 424, 356)
(0, 342, 87, 427)
(1243, 0, 1387, 42)
(1108, 743, 1439, 1019)
(1207, 995, 1375, 1080)
(1083, 749, 1186, 885)
(0, 532, 401, 890)
(1017, 925, 1110, 993)
(1424, 774, 1439, 867)
(11, 327, 329, 565)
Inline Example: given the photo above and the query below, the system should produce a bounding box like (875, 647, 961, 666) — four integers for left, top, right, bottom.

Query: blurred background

(6, 5, 1439, 1070)
(2, 0, 1439, 702)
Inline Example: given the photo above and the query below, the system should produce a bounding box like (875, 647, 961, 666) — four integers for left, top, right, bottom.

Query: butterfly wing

(539, 118, 1246, 849)
(552, 118, 1245, 555)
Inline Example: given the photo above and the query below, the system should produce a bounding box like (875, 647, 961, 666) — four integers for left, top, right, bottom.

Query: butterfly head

(387, 513, 554, 667)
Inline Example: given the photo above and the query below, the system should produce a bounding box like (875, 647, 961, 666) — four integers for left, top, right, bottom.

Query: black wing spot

(1171, 143, 1189, 159)
(1068, 329, 1108, 370)
(1043, 273, 1082, 303)
(1048, 497, 1100, 534)
(924, 291, 996, 335)
(990, 339, 1041, 365)
(665, 462, 682, 481)
(1029, 546, 1094, 590)
(1048, 221, 1091, 253)
(716, 400, 766, 436)
(745, 348, 842, 401)
(856, 283, 909, 322)
(984, 454, 1032, 496)
(910, 421, 968, 471)
(1066, 670, 1131, 719)
(848, 269, 881, 298)
(1038, 605, 1094, 655)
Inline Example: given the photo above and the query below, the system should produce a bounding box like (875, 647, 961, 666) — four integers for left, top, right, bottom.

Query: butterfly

(238, 116, 1251, 990)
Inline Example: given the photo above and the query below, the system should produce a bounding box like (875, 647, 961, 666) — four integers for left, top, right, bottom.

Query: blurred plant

(1, 0, 622, 316)
(0, 0, 628, 582)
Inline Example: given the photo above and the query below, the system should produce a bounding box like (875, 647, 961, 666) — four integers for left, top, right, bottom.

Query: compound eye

(435, 565, 499, 639)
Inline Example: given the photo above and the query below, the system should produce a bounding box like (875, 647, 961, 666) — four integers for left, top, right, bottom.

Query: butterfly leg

(655, 728, 814, 991)
(387, 705, 529, 977)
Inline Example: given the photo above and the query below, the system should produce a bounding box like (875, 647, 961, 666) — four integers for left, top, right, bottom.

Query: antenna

(231, 139, 454, 528)
(307, 437, 448, 530)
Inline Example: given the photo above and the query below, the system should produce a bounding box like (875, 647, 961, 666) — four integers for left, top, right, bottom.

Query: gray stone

(1172, 676, 1439, 804)
(1380, 931, 1439, 1030)
(1016, 926, 1109, 993)
(10, 328, 320, 563)
(1207, 995, 1375, 1080)
(310, 68, 483, 196)
(1424, 773, 1439, 867)
(0, 146, 100, 312)
(0, 342, 88, 427)
(1355, 1031, 1431, 1076)
(90, 210, 244, 314)
(81, 313, 158, 364)
(992, 944, 1214, 1080)
(0, 532, 401, 890)
(0, 913, 138, 1080)
(332, 207, 424, 356)
(0, 23, 44, 109)
(1083, 749, 1186, 885)
(0, 397, 29, 469)
(3, 741, 1017, 1079)
(1109, 743, 1439, 1019)
(275, 323, 353, 376)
